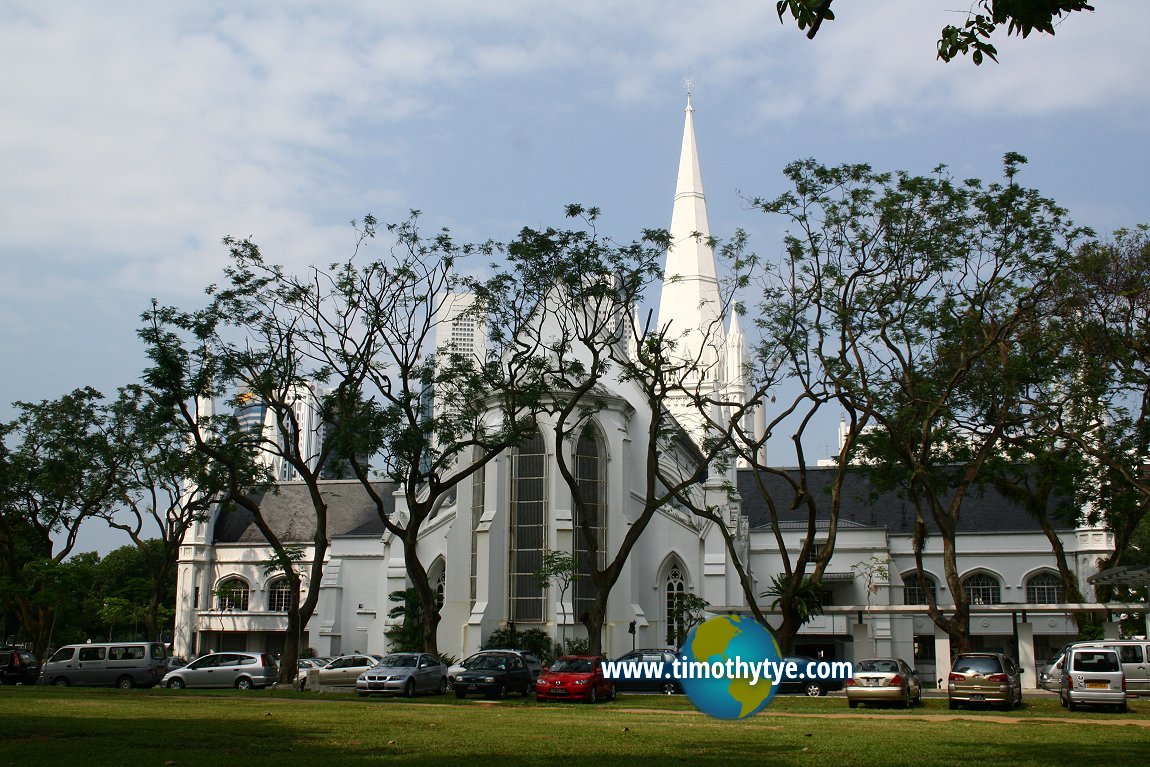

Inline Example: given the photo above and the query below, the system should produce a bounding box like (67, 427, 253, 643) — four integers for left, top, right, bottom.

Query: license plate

(1086, 682, 1108, 689)
(866, 679, 882, 687)
(467, 684, 478, 690)
(969, 694, 985, 701)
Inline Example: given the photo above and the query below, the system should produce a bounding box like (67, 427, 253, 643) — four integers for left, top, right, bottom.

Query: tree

(852, 555, 892, 654)
(668, 592, 709, 649)
(755, 154, 1089, 653)
(534, 551, 577, 652)
(0, 388, 122, 658)
(776, 0, 1095, 64)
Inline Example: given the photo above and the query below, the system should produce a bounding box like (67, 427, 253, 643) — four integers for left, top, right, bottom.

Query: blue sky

(3, 1, 1148, 553)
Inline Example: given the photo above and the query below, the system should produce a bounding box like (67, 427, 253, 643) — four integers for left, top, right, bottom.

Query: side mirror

(911, 669, 919, 676)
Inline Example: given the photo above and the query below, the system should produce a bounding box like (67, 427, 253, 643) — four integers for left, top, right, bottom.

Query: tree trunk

(404, 533, 441, 656)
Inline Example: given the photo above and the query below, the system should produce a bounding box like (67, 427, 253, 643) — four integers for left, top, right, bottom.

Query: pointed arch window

(433, 565, 447, 610)
(572, 425, 606, 623)
(470, 452, 485, 607)
(902, 572, 937, 606)
(962, 572, 1001, 606)
(1026, 571, 1065, 604)
(665, 565, 686, 646)
(509, 429, 547, 622)
(216, 577, 250, 611)
(267, 579, 291, 612)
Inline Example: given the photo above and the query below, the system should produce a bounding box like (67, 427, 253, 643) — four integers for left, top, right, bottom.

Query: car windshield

(856, 660, 898, 674)
(378, 655, 417, 668)
(550, 659, 594, 673)
(469, 655, 510, 671)
(953, 657, 1003, 675)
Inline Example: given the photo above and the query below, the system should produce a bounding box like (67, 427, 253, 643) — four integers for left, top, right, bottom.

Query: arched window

(1026, 571, 1065, 604)
(470, 454, 485, 607)
(429, 559, 447, 611)
(572, 425, 606, 623)
(267, 579, 291, 612)
(962, 572, 1001, 606)
(665, 565, 686, 646)
(216, 577, 250, 611)
(902, 572, 937, 605)
(509, 429, 546, 622)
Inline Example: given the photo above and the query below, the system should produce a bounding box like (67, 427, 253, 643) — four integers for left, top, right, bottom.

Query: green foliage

(765, 573, 827, 625)
(385, 588, 423, 652)
(560, 636, 590, 656)
(667, 593, 709, 649)
(483, 627, 555, 663)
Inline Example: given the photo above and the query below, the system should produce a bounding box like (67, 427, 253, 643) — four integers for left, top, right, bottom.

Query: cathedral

(172, 97, 1118, 688)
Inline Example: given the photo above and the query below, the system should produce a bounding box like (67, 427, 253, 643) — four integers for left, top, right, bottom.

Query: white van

(1060, 646, 1127, 713)
(40, 642, 169, 688)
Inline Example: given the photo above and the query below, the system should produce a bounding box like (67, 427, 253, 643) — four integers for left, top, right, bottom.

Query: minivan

(1060, 646, 1127, 713)
(1070, 640, 1149, 696)
(40, 642, 169, 688)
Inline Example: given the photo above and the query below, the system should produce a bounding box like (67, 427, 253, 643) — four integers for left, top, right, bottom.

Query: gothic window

(572, 425, 606, 623)
(470, 457, 485, 607)
(216, 577, 250, 611)
(1026, 571, 1065, 604)
(434, 565, 446, 610)
(509, 429, 546, 622)
(665, 565, 686, 646)
(902, 572, 937, 606)
(962, 572, 1001, 606)
(267, 579, 291, 612)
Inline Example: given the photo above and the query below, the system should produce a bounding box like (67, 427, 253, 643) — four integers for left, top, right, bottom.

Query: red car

(534, 655, 616, 703)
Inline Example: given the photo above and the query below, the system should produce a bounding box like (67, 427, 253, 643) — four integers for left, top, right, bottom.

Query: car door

(1117, 644, 1148, 694)
(76, 645, 109, 686)
(419, 654, 442, 692)
(182, 654, 224, 686)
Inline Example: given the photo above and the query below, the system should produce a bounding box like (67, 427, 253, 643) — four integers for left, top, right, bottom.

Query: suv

(948, 653, 1023, 710)
(0, 647, 40, 685)
(1060, 646, 1127, 713)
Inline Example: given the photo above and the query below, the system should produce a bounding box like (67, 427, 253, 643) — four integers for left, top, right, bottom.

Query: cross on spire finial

(685, 73, 693, 109)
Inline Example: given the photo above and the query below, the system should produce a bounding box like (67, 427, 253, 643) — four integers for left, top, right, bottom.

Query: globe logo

(678, 615, 782, 720)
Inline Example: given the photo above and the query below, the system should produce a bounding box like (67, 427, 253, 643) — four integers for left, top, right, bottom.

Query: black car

(0, 647, 41, 685)
(777, 655, 844, 697)
(452, 651, 534, 699)
(610, 649, 682, 694)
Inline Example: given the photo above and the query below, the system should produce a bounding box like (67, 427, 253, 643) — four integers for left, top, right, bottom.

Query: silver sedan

(356, 653, 449, 697)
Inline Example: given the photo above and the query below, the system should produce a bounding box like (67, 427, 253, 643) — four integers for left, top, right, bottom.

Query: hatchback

(534, 656, 616, 703)
(947, 653, 1023, 710)
(845, 658, 922, 708)
(0, 647, 40, 686)
(163, 652, 278, 689)
(1060, 647, 1127, 713)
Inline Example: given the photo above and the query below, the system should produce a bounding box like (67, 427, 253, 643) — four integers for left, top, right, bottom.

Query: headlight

(483, 676, 495, 683)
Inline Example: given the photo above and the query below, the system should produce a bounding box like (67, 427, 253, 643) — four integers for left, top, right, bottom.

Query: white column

(1016, 622, 1037, 689)
(850, 622, 870, 664)
(933, 630, 952, 690)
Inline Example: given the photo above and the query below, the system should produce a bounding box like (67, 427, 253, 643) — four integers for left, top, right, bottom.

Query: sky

(3, 1, 1148, 555)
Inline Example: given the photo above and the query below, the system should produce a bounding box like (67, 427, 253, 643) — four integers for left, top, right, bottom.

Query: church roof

(737, 466, 1075, 535)
(213, 479, 396, 544)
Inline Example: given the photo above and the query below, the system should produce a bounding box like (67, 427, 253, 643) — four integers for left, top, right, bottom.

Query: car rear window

(1072, 651, 1120, 673)
(953, 656, 1002, 675)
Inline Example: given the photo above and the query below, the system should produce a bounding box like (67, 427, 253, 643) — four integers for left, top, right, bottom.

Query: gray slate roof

(737, 466, 1074, 535)
(213, 480, 396, 544)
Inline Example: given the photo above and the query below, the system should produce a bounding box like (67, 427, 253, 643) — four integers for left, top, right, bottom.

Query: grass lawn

(1, 687, 1146, 766)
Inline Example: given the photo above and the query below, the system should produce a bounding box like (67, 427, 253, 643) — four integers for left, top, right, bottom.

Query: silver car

(845, 658, 922, 708)
(301, 654, 383, 689)
(356, 653, 449, 697)
(163, 652, 278, 689)
(1061, 647, 1128, 713)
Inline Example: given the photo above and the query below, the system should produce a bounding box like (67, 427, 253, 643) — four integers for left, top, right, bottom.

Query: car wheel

(116, 676, 134, 690)
(607, 684, 616, 702)
(167, 678, 185, 690)
(1067, 698, 1077, 712)
(404, 679, 415, 698)
(53, 677, 70, 687)
(913, 690, 922, 706)
(1118, 701, 1128, 714)
(455, 688, 466, 699)
(587, 686, 597, 704)
(948, 699, 959, 711)
(661, 681, 678, 695)
(438, 677, 449, 695)
(492, 683, 507, 700)
(848, 699, 859, 709)
(901, 688, 911, 709)
(235, 677, 253, 691)
(804, 682, 823, 697)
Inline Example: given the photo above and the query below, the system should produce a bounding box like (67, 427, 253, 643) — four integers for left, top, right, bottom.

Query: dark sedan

(452, 651, 534, 699)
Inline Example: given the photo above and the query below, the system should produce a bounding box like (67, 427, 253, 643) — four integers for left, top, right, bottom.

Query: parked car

(301, 654, 383, 690)
(163, 652, 278, 689)
(452, 650, 535, 699)
(166, 657, 189, 670)
(534, 655, 616, 703)
(777, 656, 844, 697)
(355, 653, 449, 697)
(845, 658, 922, 708)
(40, 642, 168, 688)
(1068, 640, 1150, 696)
(0, 647, 41, 686)
(448, 649, 543, 685)
(1038, 652, 1066, 692)
(609, 649, 682, 694)
(1060, 646, 1128, 713)
(947, 653, 1023, 710)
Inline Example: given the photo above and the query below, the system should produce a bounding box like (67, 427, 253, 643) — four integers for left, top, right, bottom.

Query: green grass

(1, 687, 1146, 766)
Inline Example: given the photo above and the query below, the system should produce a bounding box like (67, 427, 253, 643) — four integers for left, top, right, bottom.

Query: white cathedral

(173, 98, 1119, 688)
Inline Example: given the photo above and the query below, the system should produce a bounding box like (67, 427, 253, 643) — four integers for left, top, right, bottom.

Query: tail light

(1122, 676, 1127, 692)
(845, 678, 856, 687)
(987, 673, 1008, 683)
(888, 674, 903, 686)
(261, 654, 276, 668)
(948, 672, 964, 682)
